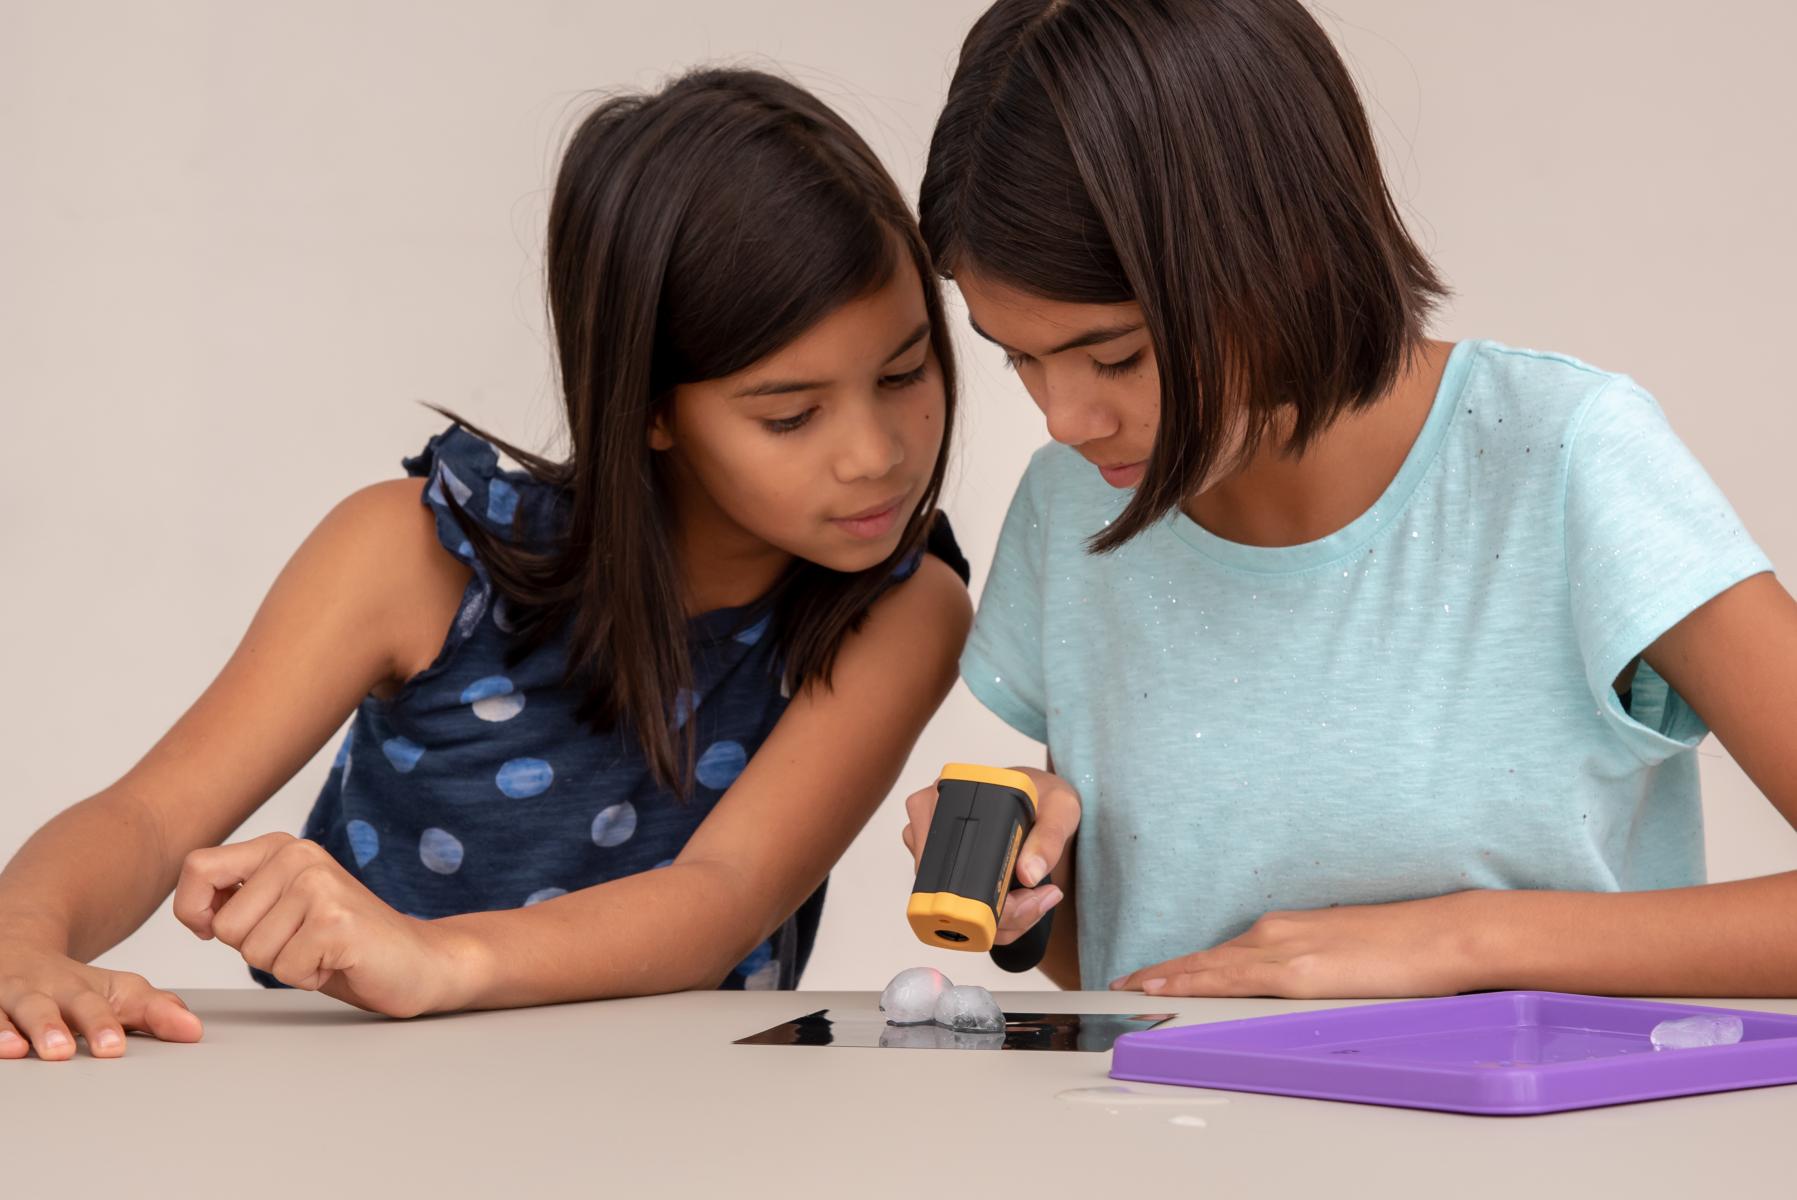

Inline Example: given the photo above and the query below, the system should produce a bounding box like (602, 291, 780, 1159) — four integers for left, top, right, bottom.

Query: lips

(830, 491, 912, 541)
(1096, 460, 1147, 489)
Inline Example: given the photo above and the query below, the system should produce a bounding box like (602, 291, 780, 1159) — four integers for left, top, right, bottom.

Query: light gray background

(3, 1, 1792, 994)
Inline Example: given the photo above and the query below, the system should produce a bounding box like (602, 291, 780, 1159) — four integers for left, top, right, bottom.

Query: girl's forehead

(955, 268, 1143, 356)
(713, 269, 933, 394)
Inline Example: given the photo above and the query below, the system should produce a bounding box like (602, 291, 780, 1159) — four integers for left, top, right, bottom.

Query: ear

(648, 409, 675, 452)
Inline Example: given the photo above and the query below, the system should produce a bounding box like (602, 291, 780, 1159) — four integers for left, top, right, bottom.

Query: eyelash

(761, 364, 928, 436)
(1093, 349, 1145, 379)
(1001, 350, 1144, 378)
(762, 410, 815, 435)
(881, 364, 929, 390)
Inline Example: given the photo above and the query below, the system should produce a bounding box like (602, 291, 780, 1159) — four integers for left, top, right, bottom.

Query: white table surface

(3, 989, 1793, 1198)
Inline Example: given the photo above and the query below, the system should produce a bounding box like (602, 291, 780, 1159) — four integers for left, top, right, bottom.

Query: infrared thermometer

(906, 763, 1055, 973)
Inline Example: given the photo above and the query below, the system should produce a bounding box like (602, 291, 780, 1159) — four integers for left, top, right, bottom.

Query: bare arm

(0, 478, 461, 1054)
(1464, 570, 1797, 995)
(433, 555, 974, 1008)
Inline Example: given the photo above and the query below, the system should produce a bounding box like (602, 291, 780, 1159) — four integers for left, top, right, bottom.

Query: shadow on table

(188, 999, 400, 1028)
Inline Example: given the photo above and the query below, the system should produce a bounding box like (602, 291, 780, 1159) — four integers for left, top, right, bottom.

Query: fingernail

(0, 1031, 21, 1045)
(43, 1030, 70, 1050)
(1142, 978, 1166, 993)
(1108, 977, 1125, 991)
(94, 1030, 122, 1051)
(1021, 856, 1048, 886)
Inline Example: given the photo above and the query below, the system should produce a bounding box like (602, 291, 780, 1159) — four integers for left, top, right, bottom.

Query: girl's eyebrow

(967, 317, 1143, 357)
(732, 322, 932, 398)
(883, 322, 931, 363)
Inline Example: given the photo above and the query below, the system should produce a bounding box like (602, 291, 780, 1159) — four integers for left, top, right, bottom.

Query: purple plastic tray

(1109, 991, 1797, 1115)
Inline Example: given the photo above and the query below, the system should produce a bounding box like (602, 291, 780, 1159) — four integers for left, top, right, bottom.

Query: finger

(993, 884, 1062, 944)
(61, 989, 127, 1058)
(107, 976, 204, 1044)
(1010, 768, 1081, 886)
(5, 991, 76, 1061)
(901, 785, 939, 871)
(267, 913, 341, 992)
(173, 834, 295, 938)
(0, 1014, 27, 1059)
(998, 883, 1061, 927)
(1141, 961, 1272, 998)
(1110, 951, 1217, 992)
(210, 840, 328, 948)
(237, 888, 313, 975)
(1118, 942, 1271, 994)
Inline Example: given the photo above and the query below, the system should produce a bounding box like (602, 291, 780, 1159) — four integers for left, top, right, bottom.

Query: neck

(1184, 339, 1454, 548)
(660, 462, 793, 617)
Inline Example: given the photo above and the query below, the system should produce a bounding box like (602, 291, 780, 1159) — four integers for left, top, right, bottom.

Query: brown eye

(762, 409, 816, 435)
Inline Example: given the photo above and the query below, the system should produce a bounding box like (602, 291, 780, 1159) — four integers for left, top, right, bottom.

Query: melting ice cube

(879, 1023, 951, 1049)
(933, 984, 1004, 1033)
(880, 966, 953, 1025)
(1650, 1013, 1744, 1051)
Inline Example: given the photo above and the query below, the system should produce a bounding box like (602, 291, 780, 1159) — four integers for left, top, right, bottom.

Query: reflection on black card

(735, 1010, 1174, 1052)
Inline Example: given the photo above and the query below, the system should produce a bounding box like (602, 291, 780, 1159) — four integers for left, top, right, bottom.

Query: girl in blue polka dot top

(0, 68, 972, 1059)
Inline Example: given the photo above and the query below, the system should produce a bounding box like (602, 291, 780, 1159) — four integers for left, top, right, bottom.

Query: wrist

(423, 913, 498, 1013)
(0, 908, 71, 956)
(1439, 888, 1521, 993)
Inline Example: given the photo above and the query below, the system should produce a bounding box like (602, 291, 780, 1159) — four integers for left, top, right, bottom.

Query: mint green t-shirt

(962, 339, 1773, 989)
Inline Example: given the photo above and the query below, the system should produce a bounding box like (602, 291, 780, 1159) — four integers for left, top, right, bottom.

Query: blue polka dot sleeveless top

(260, 426, 967, 991)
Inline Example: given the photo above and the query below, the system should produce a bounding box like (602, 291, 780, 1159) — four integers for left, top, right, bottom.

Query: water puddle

(1055, 1085, 1229, 1108)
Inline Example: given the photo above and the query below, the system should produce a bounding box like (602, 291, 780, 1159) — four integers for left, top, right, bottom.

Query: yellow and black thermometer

(906, 764, 1055, 973)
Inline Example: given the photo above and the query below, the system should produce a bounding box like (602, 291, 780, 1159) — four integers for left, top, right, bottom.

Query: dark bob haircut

(921, 0, 1445, 552)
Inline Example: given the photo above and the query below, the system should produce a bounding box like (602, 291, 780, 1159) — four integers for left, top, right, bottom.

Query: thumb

(1010, 768, 1081, 887)
(112, 982, 204, 1043)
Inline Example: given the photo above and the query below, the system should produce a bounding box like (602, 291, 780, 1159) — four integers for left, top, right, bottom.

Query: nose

(1038, 371, 1118, 448)
(834, 395, 905, 484)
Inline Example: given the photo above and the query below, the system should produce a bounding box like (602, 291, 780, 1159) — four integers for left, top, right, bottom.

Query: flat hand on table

(175, 833, 472, 1018)
(0, 946, 201, 1060)
(1109, 893, 1479, 998)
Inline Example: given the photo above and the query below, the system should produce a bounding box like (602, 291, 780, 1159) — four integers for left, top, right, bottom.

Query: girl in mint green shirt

(898, 0, 1797, 999)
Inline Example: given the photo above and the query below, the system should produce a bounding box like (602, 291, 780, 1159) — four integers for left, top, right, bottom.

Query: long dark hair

(921, 0, 1445, 552)
(444, 68, 957, 795)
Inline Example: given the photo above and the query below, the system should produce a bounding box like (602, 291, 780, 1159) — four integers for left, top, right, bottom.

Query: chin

(808, 535, 905, 575)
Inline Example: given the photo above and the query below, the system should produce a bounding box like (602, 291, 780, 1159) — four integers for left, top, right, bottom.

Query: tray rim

(1107, 990, 1797, 1114)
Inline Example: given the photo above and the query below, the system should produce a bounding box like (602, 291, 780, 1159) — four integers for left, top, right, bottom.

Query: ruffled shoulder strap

(402, 425, 563, 571)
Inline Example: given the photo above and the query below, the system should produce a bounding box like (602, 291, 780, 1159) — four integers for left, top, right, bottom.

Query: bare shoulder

(314, 479, 468, 592)
(318, 477, 438, 548)
(304, 478, 473, 693)
(108, 479, 476, 852)
(869, 553, 971, 628)
(846, 553, 973, 670)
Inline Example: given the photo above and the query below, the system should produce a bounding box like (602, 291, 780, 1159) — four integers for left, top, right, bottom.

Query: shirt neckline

(1166, 339, 1478, 576)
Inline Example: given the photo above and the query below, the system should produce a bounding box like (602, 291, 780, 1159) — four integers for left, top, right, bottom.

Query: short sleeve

(1563, 378, 1773, 760)
(959, 461, 1050, 743)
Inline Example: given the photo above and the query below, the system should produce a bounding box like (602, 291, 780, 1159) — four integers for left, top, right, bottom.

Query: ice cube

(933, 984, 1004, 1033)
(1650, 1013, 1745, 1051)
(880, 966, 953, 1025)
(879, 1023, 951, 1050)
(943, 1028, 1006, 1051)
